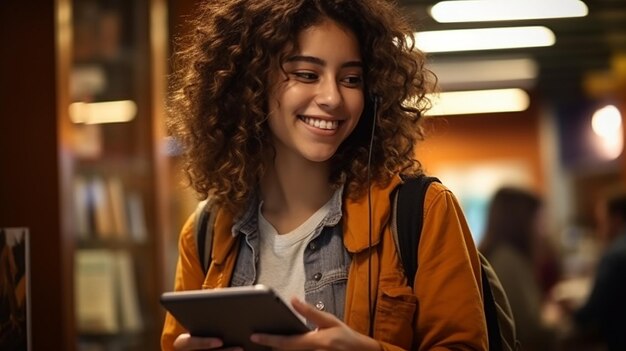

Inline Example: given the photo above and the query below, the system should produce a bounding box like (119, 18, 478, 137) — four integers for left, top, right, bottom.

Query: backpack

(193, 175, 520, 350)
(393, 175, 519, 351)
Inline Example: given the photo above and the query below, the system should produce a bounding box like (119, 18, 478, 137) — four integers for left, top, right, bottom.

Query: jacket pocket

(374, 285, 417, 349)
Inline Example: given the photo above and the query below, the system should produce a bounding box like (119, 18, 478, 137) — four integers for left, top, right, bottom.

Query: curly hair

(168, 0, 436, 215)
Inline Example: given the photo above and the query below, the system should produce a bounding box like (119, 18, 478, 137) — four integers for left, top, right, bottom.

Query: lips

(298, 115, 340, 130)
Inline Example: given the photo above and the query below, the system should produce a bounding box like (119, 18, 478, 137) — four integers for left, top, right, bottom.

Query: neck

(260, 151, 335, 233)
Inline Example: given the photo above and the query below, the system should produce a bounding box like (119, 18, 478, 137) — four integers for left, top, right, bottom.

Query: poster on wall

(433, 161, 533, 244)
(0, 227, 30, 351)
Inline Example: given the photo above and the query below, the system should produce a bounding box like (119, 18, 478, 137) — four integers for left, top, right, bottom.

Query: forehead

(291, 18, 361, 60)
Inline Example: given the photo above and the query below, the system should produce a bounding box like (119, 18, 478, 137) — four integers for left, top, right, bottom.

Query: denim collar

(232, 185, 345, 238)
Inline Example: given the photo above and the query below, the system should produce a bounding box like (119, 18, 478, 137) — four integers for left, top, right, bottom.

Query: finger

(290, 297, 340, 329)
(250, 332, 317, 350)
(173, 333, 224, 350)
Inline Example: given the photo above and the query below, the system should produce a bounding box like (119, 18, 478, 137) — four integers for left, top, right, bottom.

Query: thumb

(290, 298, 341, 329)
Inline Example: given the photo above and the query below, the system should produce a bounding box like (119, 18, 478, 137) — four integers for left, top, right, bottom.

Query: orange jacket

(162, 176, 488, 350)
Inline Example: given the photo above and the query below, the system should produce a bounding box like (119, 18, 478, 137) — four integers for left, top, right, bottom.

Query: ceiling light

(590, 105, 623, 160)
(428, 57, 538, 89)
(69, 100, 137, 124)
(430, 0, 588, 23)
(591, 105, 622, 138)
(414, 26, 555, 53)
(425, 88, 530, 116)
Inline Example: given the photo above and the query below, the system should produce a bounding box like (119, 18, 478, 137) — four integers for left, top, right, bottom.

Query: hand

(250, 298, 382, 351)
(173, 333, 241, 351)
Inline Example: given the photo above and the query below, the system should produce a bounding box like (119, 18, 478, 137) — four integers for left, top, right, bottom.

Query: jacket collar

(342, 175, 402, 253)
(210, 174, 403, 261)
(210, 208, 236, 264)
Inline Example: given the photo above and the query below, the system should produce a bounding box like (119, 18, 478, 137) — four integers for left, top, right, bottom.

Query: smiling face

(266, 18, 365, 165)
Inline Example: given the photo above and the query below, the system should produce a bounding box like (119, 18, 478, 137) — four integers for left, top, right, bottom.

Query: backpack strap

(479, 253, 519, 351)
(392, 174, 440, 288)
(480, 256, 504, 350)
(194, 198, 217, 274)
(393, 175, 511, 350)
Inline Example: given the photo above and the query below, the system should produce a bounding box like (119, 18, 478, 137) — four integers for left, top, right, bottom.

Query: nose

(315, 77, 342, 110)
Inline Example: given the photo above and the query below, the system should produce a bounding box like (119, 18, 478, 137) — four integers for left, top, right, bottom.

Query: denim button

(313, 272, 322, 281)
(309, 241, 317, 250)
(315, 301, 325, 311)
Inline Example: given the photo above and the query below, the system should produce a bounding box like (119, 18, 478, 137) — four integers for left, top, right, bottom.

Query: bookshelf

(1, 0, 174, 348)
(64, 0, 170, 349)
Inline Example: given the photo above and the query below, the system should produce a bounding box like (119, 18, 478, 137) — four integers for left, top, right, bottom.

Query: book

(126, 191, 147, 242)
(115, 251, 143, 332)
(72, 175, 92, 239)
(91, 176, 115, 239)
(107, 176, 130, 238)
(75, 249, 119, 334)
(74, 249, 144, 334)
(74, 175, 143, 241)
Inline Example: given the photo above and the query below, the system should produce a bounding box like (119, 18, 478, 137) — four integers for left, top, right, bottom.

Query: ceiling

(397, 0, 626, 104)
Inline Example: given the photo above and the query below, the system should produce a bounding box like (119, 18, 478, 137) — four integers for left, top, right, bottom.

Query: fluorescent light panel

(428, 58, 538, 88)
(426, 88, 530, 116)
(69, 100, 137, 124)
(414, 26, 555, 53)
(430, 0, 588, 23)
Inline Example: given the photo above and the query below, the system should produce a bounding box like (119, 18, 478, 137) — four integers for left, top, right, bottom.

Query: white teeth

(302, 116, 338, 130)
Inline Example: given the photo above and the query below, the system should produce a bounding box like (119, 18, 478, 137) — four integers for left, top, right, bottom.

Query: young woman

(162, 0, 487, 350)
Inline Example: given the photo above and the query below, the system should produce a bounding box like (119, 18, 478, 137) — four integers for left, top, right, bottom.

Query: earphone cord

(366, 95, 378, 338)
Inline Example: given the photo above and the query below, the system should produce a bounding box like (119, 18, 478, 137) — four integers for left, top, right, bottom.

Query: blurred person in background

(479, 187, 558, 351)
(535, 233, 563, 298)
(563, 190, 626, 351)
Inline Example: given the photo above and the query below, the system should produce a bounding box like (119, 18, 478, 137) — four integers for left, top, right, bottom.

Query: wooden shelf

(65, 0, 169, 349)
(1, 1, 170, 350)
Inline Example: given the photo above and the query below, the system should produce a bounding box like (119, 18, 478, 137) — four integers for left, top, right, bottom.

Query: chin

(303, 149, 338, 163)
(306, 155, 334, 163)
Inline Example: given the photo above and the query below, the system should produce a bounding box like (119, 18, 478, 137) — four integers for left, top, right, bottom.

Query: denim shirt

(228, 187, 351, 326)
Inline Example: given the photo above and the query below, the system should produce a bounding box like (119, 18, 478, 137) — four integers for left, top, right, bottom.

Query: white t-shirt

(256, 196, 335, 306)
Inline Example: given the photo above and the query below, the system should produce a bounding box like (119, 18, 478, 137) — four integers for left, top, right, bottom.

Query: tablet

(160, 284, 310, 351)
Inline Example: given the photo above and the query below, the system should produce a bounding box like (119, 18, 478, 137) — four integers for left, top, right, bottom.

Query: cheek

(272, 84, 311, 114)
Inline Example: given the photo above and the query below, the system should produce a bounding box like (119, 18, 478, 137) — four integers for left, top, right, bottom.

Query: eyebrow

(285, 55, 363, 69)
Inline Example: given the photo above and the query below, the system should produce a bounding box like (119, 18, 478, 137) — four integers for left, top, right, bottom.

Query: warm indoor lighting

(428, 57, 538, 89)
(591, 104, 623, 159)
(592, 105, 622, 138)
(430, 0, 588, 23)
(69, 100, 137, 124)
(425, 88, 530, 116)
(414, 26, 555, 53)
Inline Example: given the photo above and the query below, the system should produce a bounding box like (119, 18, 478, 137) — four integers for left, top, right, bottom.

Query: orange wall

(417, 106, 545, 192)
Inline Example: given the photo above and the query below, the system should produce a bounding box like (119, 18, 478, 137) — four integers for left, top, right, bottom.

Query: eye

(341, 75, 363, 88)
(292, 71, 318, 82)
